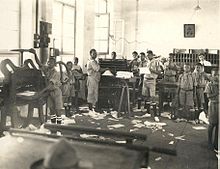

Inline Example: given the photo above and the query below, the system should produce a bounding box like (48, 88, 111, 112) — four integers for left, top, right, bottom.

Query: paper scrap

(169, 141, 174, 145)
(175, 135, 185, 141)
(155, 157, 162, 161)
(107, 124, 125, 129)
(135, 113, 151, 118)
(133, 123, 146, 128)
(108, 118, 119, 122)
(110, 111, 119, 119)
(130, 128, 139, 132)
(115, 140, 127, 144)
(82, 111, 108, 120)
(192, 126, 207, 130)
(199, 111, 209, 124)
(161, 112, 171, 119)
(131, 119, 142, 124)
(168, 133, 174, 137)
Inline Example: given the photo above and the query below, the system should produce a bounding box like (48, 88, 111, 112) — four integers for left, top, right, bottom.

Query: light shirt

(200, 60, 211, 66)
(87, 59, 100, 81)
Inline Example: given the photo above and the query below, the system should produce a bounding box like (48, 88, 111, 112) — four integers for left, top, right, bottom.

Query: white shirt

(200, 60, 211, 66)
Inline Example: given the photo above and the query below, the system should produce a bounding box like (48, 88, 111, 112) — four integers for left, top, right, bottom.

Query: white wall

(121, 0, 220, 59)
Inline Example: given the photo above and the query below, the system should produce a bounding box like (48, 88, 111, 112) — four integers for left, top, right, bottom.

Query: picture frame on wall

(184, 24, 195, 38)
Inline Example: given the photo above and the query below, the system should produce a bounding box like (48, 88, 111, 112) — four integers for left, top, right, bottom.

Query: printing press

(97, 59, 140, 116)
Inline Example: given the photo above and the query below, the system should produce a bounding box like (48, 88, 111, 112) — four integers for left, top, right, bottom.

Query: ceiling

(120, 0, 219, 12)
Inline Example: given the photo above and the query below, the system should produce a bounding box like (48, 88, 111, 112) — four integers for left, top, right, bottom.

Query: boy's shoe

(50, 115, 57, 124)
(88, 103, 93, 110)
(57, 116, 63, 124)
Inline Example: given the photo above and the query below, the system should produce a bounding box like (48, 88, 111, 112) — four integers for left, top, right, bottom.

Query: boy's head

(74, 57, 79, 65)
(66, 61, 73, 70)
(167, 53, 174, 62)
(211, 68, 219, 82)
(47, 58, 56, 69)
(195, 62, 203, 72)
(198, 53, 205, 61)
(132, 51, 138, 59)
(90, 49, 97, 59)
(111, 51, 116, 59)
(140, 52, 145, 61)
(147, 50, 154, 60)
(183, 63, 191, 73)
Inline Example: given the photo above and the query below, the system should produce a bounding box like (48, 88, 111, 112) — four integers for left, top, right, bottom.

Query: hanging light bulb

(194, 0, 201, 11)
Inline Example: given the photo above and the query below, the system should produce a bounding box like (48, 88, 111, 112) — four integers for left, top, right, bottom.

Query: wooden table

(0, 134, 146, 169)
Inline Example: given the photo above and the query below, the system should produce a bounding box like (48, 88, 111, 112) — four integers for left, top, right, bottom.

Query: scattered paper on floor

(135, 113, 151, 118)
(82, 111, 108, 120)
(110, 111, 119, 119)
(175, 135, 185, 141)
(161, 112, 171, 119)
(192, 126, 207, 130)
(169, 141, 174, 145)
(130, 128, 139, 132)
(107, 124, 125, 129)
(168, 133, 174, 137)
(115, 140, 126, 144)
(155, 157, 162, 161)
(108, 118, 119, 122)
(131, 119, 142, 124)
(199, 111, 209, 124)
(133, 123, 145, 128)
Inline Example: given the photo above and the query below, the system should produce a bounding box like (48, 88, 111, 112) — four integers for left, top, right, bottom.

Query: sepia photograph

(0, 0, 219, 168)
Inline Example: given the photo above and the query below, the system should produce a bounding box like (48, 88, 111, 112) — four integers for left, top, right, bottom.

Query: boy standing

(176, 63, 196, 122)
(87, 49, 101, 110)
(193, 63, 210, 121)
(163, 53, 179, 82)
(205, 68, 219, 150)
(33, 50, 63, 124)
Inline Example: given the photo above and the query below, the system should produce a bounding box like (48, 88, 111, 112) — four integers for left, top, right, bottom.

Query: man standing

(87, 49, 101, 110)
(142, 50, 163, 121)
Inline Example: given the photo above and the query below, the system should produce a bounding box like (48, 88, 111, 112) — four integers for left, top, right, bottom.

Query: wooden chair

(0, 59, 47, 130)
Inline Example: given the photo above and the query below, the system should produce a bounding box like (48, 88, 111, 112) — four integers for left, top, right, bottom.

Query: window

(52, 0, 75, 58)
(0, 0, 20, 50)
(94, 0, 110, 55)
(112, 19, 124, 56)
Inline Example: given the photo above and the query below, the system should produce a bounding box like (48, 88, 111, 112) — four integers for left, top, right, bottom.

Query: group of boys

(32, 48, 218, 151)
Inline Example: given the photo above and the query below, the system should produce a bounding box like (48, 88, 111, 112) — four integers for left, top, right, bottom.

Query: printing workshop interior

(0, 0, 219, 168)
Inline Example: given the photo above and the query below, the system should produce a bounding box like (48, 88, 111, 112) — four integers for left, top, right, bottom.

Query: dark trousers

(208, 123, 218, 150)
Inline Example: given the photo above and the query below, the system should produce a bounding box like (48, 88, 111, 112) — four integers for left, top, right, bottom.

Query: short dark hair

(132, 51, 138, 55)
(66, 61, 73, 65)
(74, 57, 79, 62)
(140, 52, 145, 55)
(147, 50, 153, 54)
(90, 49, 96, 55)
(112, 51, 116, 56)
